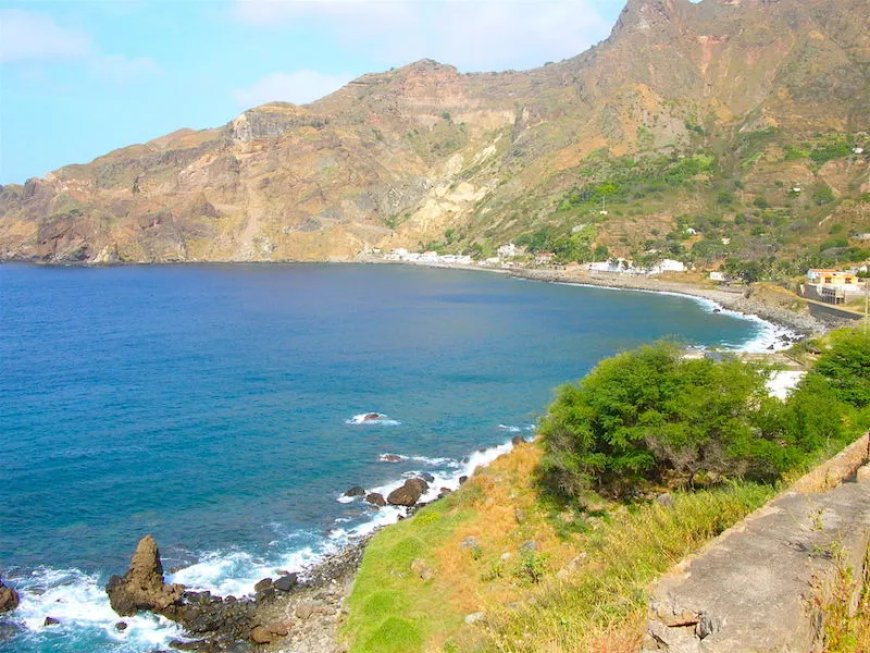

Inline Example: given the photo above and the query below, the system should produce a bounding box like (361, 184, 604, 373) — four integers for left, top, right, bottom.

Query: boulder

(295, 602, 316, 620)
(465, 612, 485, 624)
(410, 558, 433, 581)
(253, 578, 272, 592)
(420, 473, 435, 483)
(344, 486, 366, 498)
(267, 621, 290, 636)
(380, 454, 403, 463)
(105, 535, 185, 617)
(365, 493, 386, 507)
(511, 435, 525, 446)
(250, 626, 273, 644)
(387, 478, 429, 507)
(273, 573, 298, 592)
(0, 577, 19, 614)
(115, 621, 128, 631)
(43, 617, 60, 626)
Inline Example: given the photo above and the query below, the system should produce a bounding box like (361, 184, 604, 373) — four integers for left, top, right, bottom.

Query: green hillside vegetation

(341, 329, 870, 653)
(438, 131, 870, 280)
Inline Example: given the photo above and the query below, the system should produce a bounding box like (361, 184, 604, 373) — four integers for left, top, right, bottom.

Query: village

(367, 244, 870, 309)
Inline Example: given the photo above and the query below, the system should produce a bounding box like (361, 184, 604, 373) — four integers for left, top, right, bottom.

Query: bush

(540, 334, 870, 500)
(814, 330, 870, 409)
(539, 342, 787, 498)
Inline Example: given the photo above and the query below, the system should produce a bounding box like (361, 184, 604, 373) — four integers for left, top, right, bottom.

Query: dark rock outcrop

(366, 492, 387, 507)
(273, 574, 298, 592)
(343, 486, 366, 498)
(0, 577, 19, 614)
(107, 535, 259, 648)
(105, 535, 185, 616)
(387, 478, 429, 506)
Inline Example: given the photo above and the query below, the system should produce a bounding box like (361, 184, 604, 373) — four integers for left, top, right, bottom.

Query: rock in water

(387, 478, 429, 506)
(105, 535, 185, 617)
(344, 486, 366, 498)
(366, 492, 386, 507)
(0, 577, 19, 613)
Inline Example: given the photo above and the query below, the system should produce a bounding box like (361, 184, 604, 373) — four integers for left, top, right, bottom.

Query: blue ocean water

(0, 263, 767, 651)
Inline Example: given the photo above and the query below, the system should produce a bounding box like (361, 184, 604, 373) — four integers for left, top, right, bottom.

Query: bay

(0, 263, 765, 651)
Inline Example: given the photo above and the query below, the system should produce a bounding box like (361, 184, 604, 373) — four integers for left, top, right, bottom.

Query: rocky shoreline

(94, 470, 457, 652)
(98, 533, 370, 653)
(506, 268, 838, 337)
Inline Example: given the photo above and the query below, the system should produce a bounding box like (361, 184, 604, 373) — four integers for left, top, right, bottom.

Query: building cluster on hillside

(383, 248, 474, 266)
(584, 258, 688, 275)
(804, 268, 868, 305)
(379, 244, 692, 276)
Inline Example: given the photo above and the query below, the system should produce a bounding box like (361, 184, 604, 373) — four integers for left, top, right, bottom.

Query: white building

(649, 259, 687, 275)
(588, 258, 633, 273)
(497, 243, 519, 258)
(709, 271, 726, 282)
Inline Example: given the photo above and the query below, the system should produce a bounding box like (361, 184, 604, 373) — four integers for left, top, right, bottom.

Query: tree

(813, 330, 870, 409)
(539, 342, 782, 499)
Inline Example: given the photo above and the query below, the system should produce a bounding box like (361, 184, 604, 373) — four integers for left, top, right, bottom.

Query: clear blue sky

(0, 0, 626, 184)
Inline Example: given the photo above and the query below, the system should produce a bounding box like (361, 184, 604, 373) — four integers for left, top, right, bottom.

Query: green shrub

(814, 330, 870, 409)
(813, 186, 836, 206)
(539, 333, 870, 501)
(539, 342, 788, 498)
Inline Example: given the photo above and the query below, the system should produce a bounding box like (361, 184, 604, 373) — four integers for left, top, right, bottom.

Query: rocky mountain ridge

(1, 0, 868, 264)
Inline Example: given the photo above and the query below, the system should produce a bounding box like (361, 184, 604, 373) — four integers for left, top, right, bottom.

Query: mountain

(1, 0, 868, 268)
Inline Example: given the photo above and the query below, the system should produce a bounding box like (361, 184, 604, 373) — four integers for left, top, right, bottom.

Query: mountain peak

(611, 0, 692, 36)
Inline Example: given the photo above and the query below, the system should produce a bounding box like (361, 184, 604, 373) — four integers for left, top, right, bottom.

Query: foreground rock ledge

(643, 433, 870, 653)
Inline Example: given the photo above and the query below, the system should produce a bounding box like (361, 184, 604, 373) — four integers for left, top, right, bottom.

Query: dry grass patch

(342, 441, 773, 653)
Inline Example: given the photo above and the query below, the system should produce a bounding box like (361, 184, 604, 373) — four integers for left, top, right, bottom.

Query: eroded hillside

(1, 0, 868, 265)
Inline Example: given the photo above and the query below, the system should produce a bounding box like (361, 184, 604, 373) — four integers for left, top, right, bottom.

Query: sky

(0, 0, 627, 184)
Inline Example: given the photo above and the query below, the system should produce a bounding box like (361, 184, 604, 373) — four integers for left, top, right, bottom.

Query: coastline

(505, 268, 832, 337)
(0, 257, 841, 338)
(1, 259, 838, 652)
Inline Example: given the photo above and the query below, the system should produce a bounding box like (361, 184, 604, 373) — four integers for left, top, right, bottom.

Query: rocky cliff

(1, 0, 868, 264)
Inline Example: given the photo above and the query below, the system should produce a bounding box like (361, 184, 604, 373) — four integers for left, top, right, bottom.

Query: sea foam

(7, 566, 182, 652)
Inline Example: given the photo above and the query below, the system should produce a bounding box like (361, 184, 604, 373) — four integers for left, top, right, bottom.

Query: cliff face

(1, 0, 867, 264)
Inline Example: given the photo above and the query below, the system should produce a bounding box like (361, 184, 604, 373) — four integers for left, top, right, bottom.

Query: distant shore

(356, 255, 836, 337)
(506, 268, 832, 336)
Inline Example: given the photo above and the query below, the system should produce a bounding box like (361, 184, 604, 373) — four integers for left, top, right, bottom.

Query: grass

(821, 541, 870, 652)
(340, 443, 775, 653)
(477, 483, 773, 653)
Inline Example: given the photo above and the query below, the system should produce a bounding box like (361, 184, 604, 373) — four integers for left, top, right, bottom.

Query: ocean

(0, 263, 773, 652)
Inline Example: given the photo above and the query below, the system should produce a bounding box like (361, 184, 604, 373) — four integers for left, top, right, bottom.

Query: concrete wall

(643, 434, 870, 653)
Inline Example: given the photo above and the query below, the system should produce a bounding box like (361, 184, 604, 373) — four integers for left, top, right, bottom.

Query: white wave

(345, 413, 401, 426)
(4, 434, 522, 652)
(167, 544, 327, 597)
(406, 454, 461, 467)
(8, 566, 182, 651)
(555, 281, 801, 353)
(497, 424, 522, 433)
